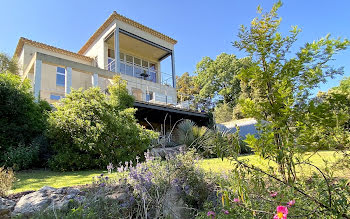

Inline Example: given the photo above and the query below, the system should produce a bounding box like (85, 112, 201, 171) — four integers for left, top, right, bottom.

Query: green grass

(199, 151, 348, 177)
(11, 151, 348, 194)
(11, 170, 119, 194)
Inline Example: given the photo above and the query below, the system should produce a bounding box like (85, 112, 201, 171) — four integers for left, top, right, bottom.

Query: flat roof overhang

(105, 30, 172, 61)
(133, 100, 210, 127)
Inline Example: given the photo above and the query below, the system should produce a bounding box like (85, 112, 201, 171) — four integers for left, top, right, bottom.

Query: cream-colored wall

(28, 59, 176, 104)
(21, 44, 92, 74)
(37, 63, 93, 103)
(84, 21, 117, 69)
(83, 18, 174, 72)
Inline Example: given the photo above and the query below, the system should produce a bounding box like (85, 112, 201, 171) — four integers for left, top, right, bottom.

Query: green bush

(0, 166, 14, 196)
(0, 73, 50, 169)
(47, 76, 158, 171)
(2, 143, 39, 171)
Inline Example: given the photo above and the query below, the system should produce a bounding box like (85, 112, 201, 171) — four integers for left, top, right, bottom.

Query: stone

(150, 145, 185, 159)
(163, 186, 190, 219)
(106, 192, 129, 202)
(0, 197, 16, 218)
(11, 186, 84, 217)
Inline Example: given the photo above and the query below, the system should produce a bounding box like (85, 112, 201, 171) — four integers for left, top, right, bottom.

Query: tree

(176, 72, 200, 101)
(194, 53, 250, 107)
(233, 1, 350, 182)
(0, 53, 19, 74)
(47, 76, 158, 171)
(213, 102, 233, 123)
(0, 73, 50, 169)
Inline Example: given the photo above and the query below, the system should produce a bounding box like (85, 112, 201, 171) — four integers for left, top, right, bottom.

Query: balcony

(105, 58, 174, 87)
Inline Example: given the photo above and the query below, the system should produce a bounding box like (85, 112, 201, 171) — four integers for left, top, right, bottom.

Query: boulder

(150, 145, 185, 159)
(0, 197, 16, 219)
(11, 186, 84, 217)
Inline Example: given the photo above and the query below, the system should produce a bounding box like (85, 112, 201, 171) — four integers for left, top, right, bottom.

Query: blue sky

(1, 0, 349, 93)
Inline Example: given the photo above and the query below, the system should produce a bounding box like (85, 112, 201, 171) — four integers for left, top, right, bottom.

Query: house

(14, 11, 209, 128)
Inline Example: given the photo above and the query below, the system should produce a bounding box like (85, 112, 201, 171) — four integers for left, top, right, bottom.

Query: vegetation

(11, 151, 345, 194)
(176, 72, 200, 101)
(0, 166, 14, 196)
(0, 71, 51, 170)
(48, 76, 158, 171)
(0, 53, 19, 74)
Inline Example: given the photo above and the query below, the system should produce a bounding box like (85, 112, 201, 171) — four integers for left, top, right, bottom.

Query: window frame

(56, 67, 66, 87)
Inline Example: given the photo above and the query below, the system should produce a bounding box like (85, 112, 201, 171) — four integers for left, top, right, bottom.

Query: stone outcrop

(0, 197, 16, 219)
(11, 186, 84, 217)
(149, 145, 185, 159)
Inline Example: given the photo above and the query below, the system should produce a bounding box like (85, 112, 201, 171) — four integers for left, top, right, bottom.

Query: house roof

(78, 11, 177, 55)
(14, 37, 94, 62)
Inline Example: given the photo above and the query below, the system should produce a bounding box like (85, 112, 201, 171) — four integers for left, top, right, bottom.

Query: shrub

(47, 76, 158, 171)
(2, 143, 39, 171)
(0, 73, 50, 169)
(0, 167, 14, 196)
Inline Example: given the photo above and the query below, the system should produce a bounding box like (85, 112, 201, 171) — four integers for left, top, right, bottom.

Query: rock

(11, 186, 84, 217)
(107, 192, 129, 202)
(150, 145, 185, 159)
(0, 197, 16, 218)
(163, 186, 190, 219)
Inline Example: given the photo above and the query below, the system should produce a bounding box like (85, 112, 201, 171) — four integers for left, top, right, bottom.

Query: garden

(1, 1, 350, 218)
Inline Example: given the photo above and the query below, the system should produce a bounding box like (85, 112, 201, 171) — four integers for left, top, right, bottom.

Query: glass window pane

(149, 63, 157, 70)
(149, 71, 156, 83)
(57, 67, 65, 74)
(50, 94, 63, 100)
(142, 60, 148, 68)
(134, 57, 141, 66)
(125, 64, 133, 76)
(134, 66, 142, 78)
(56, 74, 65, 86)
(120, 63, 126, 74)
(119, 52, 124, 61)
(126, 55, 133, 63)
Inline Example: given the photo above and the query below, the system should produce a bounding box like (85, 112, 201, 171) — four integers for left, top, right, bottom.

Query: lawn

(11, 151, 347, 194)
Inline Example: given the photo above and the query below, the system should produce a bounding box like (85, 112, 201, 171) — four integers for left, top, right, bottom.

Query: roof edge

(14, 37, 94, 62)
(78, 11, 177, 55)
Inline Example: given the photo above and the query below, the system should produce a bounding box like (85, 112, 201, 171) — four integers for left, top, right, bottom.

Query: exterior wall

(21, 44, 92, 74)
(84, 21, 117, 68)
(36, 62, 93, 104)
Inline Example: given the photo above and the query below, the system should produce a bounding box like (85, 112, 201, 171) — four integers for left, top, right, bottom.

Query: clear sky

(1, 0, 349, 93)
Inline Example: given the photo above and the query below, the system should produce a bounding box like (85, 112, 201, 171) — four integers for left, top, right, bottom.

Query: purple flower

(207, 211, 216, 218)
(222, 209, 229, 215)
(99, 183, 105, 187)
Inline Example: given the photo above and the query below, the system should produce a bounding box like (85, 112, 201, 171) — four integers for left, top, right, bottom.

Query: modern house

(14, 11, 209, 127)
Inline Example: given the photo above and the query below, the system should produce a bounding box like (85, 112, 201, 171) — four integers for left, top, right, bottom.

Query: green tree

(213, 102, 233, 123)
(0, 73, 50, 169)
(48, 76, 158, 171)
(0, 53, 19, 74)
(176, 72, 200, 101)
(233, 1, 350, 182)
(195, 53, 250, 107)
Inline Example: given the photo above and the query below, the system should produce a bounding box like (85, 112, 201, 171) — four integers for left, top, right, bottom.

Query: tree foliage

(48, 76, 158, 171)
(0, 73, 50, 169)
(195, 53, 250, 107)
(176, 72, 200, 101)
(233, 0, 350, 182)
(0, 53, 19, 74)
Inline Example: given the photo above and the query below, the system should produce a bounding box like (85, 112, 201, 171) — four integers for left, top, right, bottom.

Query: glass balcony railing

(105, 58, 174, 87)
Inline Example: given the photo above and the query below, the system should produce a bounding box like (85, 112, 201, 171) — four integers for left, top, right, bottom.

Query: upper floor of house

(14, 11, 178, 106)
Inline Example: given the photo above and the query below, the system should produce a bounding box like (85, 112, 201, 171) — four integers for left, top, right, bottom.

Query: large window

(56, 67, 65, 86)
(118, 53, 157, 83)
